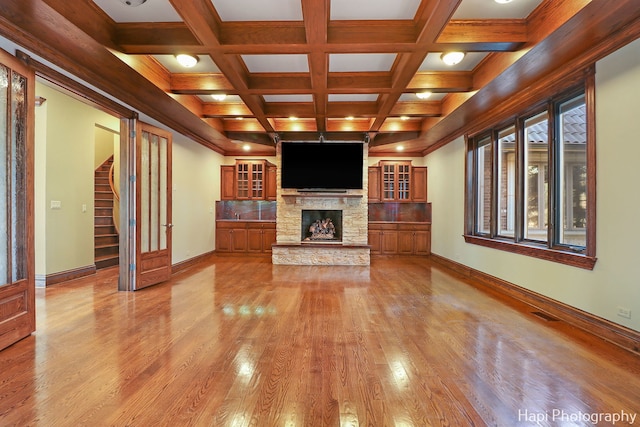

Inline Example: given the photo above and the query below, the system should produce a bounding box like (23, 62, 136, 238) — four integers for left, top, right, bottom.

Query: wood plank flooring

(1, 256, 639, 426)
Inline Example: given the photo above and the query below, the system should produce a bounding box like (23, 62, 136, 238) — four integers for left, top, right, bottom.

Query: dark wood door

(0, 50, 35, 350)
(136, 123, 172, 289)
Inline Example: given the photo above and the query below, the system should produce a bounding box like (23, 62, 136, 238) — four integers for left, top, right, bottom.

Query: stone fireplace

(272, 143, 370, 265)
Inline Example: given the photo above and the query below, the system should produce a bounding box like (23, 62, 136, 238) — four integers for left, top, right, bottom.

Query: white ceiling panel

(153, 55, 221, 73)
(263, 94, 314, 102)
(242, 54, 309, 72)
(92, 0, 182, 22)
(328, 94, 379, 102)
(330, 0, 421, 20)
(329, 54, 396, 72)
(419, 52, 488, 71)
(452, 0, 544, 19)
(211, 0, 303, 21)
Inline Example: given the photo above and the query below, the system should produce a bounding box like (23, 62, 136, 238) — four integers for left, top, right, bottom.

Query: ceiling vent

(119, 0, 147, 6)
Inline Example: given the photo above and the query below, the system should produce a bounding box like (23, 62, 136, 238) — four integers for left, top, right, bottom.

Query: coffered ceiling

(0, 0, 637, 156)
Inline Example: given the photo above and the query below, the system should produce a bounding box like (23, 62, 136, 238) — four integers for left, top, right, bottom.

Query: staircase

(94, 156, 119, 270)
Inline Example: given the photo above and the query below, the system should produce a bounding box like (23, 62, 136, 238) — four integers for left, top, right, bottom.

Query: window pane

(558, 95, 587, 247)
(141, 131, 150, 253)
(11, 71, 27, 281)
(498, 126, 516, 237)
(524, 112, 549, 242)
(476, 137, 492, 234)
(150, 134, 159, 252)
(0, 66, 8, 285)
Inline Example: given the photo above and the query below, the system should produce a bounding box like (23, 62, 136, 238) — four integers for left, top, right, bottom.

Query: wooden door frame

(0, 47, 35, 351)
(15, 51, 141, 291)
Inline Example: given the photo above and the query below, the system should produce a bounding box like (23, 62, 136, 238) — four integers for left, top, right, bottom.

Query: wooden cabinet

(368, 162, 427, 202)
(216, 221, 275, 254)
(379, 160, 411, 201)
(247, 222, 276, 253)
(368, 166, 381, 201)
(266, 164, 277, 200)
(220, 160, 276, 200)
(411, 166, 428, 202)
(220, 165, 236, 200)
(368, 222, 431, 255)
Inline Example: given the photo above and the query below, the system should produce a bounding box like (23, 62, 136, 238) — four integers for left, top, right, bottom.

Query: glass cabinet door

(251, 162, 264, 199)
(382, 163, 395, 200)
(397, 163, 411, 200)
(236, 162, 250, 199)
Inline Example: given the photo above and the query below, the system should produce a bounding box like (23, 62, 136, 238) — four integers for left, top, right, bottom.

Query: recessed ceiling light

(400, 116, 410, 121)
(235, 117, 244, 120)
(396, 145, 405, 151)
(211, 94, 227, 101)
(289, 116, 298, 121)
(345, 116, 354, 121)
(175, 54, 198, 68)
(242, 144, 251, 151)
(416, 91, 432, 100)
(494, 0, 513, 3)
(119, 0, 147, 6)
(440, 51, 465, 66)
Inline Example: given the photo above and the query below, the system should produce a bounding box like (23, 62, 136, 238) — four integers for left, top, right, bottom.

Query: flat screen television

(281, 142, 364, 190)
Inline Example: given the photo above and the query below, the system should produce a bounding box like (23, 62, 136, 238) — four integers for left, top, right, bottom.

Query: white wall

(425, 39, 640, 332)
(171, 134, 223, 264)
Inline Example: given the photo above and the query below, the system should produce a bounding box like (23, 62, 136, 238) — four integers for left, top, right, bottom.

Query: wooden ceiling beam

(328, 21, 417, 45)
(0, 0, 228, 153)
(438, 20, 528, 44)
(170, 73, 234, 93)
(302, 0, 330, 132)
(407, 71, 474, 92)
(42, 0, 117, 49)
(419, 0, 640, 153)
(369, 0, 463, 132)
(220, 22, 307, 45)
(202, 103, 254, 118)
(113, 16, 528, 55)
(169, 0, 274, 133)
(390, 101, 442, 117)
(115, 23, 200, 49)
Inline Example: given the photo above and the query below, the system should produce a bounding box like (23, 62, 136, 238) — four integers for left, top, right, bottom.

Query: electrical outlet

(617, 306, 632, 319)
(50, 200, 61, 209)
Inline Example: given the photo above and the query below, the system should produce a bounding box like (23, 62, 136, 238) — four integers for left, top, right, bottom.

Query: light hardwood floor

(1, 256, 639, 426)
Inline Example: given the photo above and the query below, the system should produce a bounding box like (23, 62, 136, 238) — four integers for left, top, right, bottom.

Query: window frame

(464, 72, 596, 270)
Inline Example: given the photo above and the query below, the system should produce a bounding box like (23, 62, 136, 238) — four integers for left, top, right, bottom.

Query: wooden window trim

(464, 67, 596, 270)
(463, 235, 596, 270)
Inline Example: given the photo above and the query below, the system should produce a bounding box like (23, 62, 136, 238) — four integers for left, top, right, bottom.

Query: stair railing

(109, 162, 121, 235)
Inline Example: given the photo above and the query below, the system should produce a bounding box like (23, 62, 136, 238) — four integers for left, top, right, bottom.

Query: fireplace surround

(272, 143, 370, 265)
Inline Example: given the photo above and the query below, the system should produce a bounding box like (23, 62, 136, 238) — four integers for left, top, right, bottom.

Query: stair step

(95, 254, 119, 270)
(95, 191, 113, 197)
(95, 234, 118, 246)
(95, 184, 111, 192)
(95, 216, 113, 226)
(95, 224, 117, 235)
(95, 244, 119, 257)
(95, 199, 113, 207)
(95, 207, 113, 216)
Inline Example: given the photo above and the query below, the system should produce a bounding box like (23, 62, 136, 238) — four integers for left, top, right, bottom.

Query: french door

(135, 122, 172, 289)
(0, 49, 35, 350)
